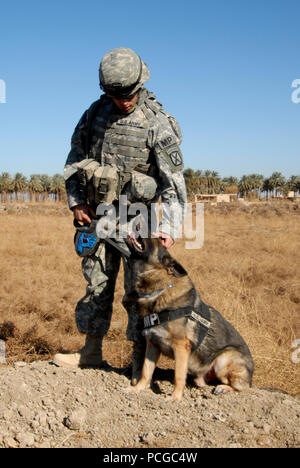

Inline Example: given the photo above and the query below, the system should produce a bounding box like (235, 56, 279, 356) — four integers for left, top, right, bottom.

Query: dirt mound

(0, 361, 299, 448)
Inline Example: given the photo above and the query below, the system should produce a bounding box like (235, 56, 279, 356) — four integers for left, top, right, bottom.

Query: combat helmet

(99, 47, 150, 98)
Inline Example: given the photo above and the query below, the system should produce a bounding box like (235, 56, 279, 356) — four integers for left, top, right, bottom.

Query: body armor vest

(88, 89, 162, 176)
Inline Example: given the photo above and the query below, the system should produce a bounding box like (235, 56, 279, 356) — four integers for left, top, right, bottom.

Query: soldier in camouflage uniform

(53, 48, 187, 384)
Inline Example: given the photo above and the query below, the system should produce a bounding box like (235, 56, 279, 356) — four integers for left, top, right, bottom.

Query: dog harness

(142, 288, 212, 352)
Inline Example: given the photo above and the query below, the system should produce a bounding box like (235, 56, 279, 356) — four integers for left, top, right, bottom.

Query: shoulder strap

(85, 95, 106, 157)
(144, 96, 162, 114)
(140, 91, 162, 121)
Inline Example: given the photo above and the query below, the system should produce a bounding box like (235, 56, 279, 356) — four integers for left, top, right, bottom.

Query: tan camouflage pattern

(99, 47, 150, 97)
(64, 84, 187, 338)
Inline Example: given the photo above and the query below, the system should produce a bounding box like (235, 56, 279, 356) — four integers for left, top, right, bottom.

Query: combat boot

(131, 339, 146, 386)
(52, 335, 104, 368)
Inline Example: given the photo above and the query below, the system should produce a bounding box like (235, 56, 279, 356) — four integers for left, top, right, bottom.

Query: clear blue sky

(0, 0, 299, 179)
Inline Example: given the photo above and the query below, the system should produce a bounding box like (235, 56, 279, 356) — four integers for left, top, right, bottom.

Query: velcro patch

(157, 135, 176, 150)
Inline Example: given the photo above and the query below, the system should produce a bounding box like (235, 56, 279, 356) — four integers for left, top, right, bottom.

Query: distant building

(287, 191, 300, 200)
(194, 193, 237, 203)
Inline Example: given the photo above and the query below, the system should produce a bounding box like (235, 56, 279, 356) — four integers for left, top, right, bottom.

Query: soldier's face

(111, 93, 139, 113)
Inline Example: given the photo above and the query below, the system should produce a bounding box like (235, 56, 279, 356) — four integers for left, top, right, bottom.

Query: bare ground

(0, 201, 299, 448)
(0, 360, 299, 448)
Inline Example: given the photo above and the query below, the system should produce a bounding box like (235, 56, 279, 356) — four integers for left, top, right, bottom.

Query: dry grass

(0, 201, 299, 396)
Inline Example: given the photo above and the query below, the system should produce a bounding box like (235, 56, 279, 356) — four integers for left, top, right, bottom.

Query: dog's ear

(162, 256, 187, 277)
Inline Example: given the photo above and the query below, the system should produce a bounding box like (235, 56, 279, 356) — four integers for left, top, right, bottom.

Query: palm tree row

(0, 172, 66, 202)
(1, 170, 299, 203)
(183, 169, 300, 199)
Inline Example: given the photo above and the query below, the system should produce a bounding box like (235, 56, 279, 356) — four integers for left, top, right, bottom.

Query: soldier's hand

(152, 232, 174, 249)
(72, 204, 96, 225)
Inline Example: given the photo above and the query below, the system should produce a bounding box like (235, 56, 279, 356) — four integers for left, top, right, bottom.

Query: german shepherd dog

(124, 235, 254, 401)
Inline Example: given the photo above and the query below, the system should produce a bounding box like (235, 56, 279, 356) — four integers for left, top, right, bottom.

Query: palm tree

(238, 175, 252, 198)
(203, 170, 213, 194)
(268, 172, 286, 197)
(0, 172, 12, 202)
(183, 168, 203, 198)
(211, 171, 221, 193)
(50, 174, 66, 201)
(223, 176, 239, 187)
(40, 174, 52, 201)
(183, 168, 195, 179)
(248, 174, 264, 199)
(7, 176, 15, 202)
(222, 177, 239, 194)
(256, 174, 265, 197)
(13, 172, 27, 201)
(287, 175, 300, 194)
(263, 178, 272, 200)
(28, 175, 43, 202)
(194, 170, 203, 178)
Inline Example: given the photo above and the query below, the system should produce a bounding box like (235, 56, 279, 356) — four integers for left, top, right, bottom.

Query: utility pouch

(76, 159, 101, 203)
(93, 166, 120, 204)
(131, 171, 157, 203)
(76, 160, 121, 205)
(74, 219, 100, 257)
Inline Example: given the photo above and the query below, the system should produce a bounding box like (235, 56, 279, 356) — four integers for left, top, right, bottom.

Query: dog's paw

(213, 384, 235, 395)
(194, 376, 206, 388)
(131, 377, 140, 387)
(166, 393, 182, 402)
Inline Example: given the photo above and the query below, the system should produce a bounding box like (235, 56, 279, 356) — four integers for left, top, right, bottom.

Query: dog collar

(138, 284, 174, 301)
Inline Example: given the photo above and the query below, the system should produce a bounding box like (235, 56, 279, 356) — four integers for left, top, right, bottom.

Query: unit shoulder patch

(160, 144, 184, 172)
(168, 149, 183, 167)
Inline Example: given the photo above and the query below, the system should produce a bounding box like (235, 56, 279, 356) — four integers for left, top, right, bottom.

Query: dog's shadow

(98, 363, 218, 394)
(49, 360, 218, 394)
(94, 363, 174, 394)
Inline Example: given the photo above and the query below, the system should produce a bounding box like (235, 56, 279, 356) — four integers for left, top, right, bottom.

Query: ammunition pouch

(75, 159, 157, 206)
(93, 165, 120, 204)
(76, 159, 100, 203)
(76, 159, 120, 205)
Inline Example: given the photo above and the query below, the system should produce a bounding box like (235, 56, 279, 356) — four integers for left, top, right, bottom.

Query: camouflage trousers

(75, 239, 142, 341)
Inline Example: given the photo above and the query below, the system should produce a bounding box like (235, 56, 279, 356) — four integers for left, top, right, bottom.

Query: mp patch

(157, 134, 176, 150)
